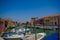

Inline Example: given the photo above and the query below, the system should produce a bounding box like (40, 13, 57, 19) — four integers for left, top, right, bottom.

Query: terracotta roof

(53, 14, 60, 16)
(43, 14, 60, 19)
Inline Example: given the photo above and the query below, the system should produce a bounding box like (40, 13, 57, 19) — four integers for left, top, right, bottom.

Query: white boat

(26, 33, 46, 40)
(0, 37, 4, 40)
(3, 34, 24, 38)
(3, 33, 46, 40)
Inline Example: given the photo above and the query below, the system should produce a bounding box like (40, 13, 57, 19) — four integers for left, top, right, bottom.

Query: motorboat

(3, 33, 46, 40)
(26, 33, 46, 40)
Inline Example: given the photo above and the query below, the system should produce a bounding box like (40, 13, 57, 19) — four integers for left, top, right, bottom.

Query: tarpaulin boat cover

(44, 32, 58, 40)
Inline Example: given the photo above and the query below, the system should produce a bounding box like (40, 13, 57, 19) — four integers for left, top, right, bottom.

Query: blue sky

(0, 0, 60, 22)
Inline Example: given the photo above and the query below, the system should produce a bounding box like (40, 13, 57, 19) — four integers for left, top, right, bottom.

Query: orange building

(5, 18, 17, 27)
(0, 18, 17, 36)
(30, 14, 60, 27)
(0, 18, 5, 36)
(43, 14, 60, 26)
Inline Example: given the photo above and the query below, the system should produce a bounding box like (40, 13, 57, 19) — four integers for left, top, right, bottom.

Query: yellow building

(30, 17, 39, 27)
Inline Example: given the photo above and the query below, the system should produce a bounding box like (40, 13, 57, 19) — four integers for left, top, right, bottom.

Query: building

(19, 22, 26, 26)
(5, 18, 17, 27)
(43, 14, 60, 26)
(30, 17, 39, 27)
(0, 18, 17, 36)
(0, 18, 5, 36)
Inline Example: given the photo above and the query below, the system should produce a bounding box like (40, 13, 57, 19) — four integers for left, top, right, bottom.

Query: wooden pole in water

(25, 22, 28, 36)
(58, 16, 60, 40)
(33, 19, 37, 40)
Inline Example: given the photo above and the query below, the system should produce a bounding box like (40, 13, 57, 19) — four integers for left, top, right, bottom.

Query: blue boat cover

(44, 32, 58, 40)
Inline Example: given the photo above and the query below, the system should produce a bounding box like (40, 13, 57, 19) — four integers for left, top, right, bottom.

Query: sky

(0, 0, 60, 22)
